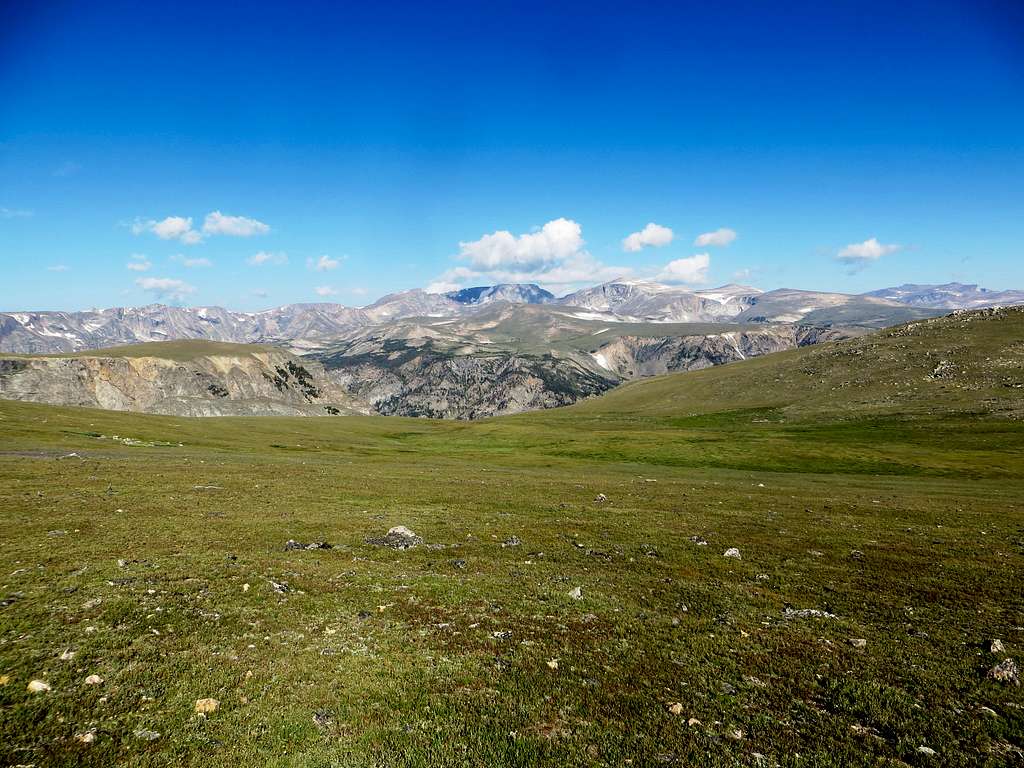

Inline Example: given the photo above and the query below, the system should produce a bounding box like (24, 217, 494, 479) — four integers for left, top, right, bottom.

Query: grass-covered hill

(571, 305, 1024, 420)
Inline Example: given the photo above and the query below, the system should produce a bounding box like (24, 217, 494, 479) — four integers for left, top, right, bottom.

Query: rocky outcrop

(0, 345, 360, 416)
(317, 343, 616, 419)
(586, 326, 849, 378)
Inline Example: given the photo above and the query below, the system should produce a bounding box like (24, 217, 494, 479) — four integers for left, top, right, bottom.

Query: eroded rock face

(320, 347, 617, 419)
(0, 348, 360, 417)
(587, 326, 849, 379)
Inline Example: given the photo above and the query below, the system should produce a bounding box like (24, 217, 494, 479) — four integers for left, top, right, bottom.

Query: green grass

(1, 308, 1023, 766)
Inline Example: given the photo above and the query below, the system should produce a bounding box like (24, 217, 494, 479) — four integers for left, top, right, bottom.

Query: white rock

(84, 674, 103, 685)
(76, 730, 97, 744)
(568, 586, 583, 600)
(27, 679, 51, 693)
(991, 639, 1005, 653)
(195, 697, 220, 714)
(724, 548, 742, 559)
(60, 649, 76, 661)
(918, 746, 936, 756)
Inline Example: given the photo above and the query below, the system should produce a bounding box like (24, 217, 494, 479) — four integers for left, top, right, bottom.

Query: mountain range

(1, 280, 1021, 419)
(3, 280, 1020, 356)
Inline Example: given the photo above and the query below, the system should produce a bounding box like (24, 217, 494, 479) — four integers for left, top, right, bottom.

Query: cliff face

(0, 348, 361, 416)
(319, 346, 616, 419)
(587, 326, 849, 379)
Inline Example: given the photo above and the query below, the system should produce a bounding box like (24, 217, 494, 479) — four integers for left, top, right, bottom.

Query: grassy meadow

(1, 308, 1023, 766)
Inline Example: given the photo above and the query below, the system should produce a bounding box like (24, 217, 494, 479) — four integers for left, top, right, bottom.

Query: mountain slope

(571, 306, 1024, 420)
(864, 282, 1024, 310)
(0, 340, 362, 416)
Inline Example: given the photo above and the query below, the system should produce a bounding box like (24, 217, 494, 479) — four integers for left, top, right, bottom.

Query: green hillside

(0, 307, 1022, 767)
(570, 305, 1024, 419)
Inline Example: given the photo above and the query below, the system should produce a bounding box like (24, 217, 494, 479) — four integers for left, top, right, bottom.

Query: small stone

(849, 638, 867, 648)
(501, 536, 522, 548)
(687, 717, 701, 727)
(60, 649, 76, 661)
(76, 730, 97, 744)
(312, 709, 333, 729)
(195, 697, 220, 714)
(917, 746, 936, 756)
(988, 658, 1019, 686)
(82, 597, 102, 610)
(991, 639, 1005, 654)
(84, 626, 97, 633)
(723, 548, 741, 560)
(27, 679, 51, 693)
(667, 702, 683, 715)
(242, 583, 250, 593)
(594, 493, 607, 503)
(450, 558, 467, 570)
(134, 728, 160, 741)
(370, 526, 423, 550)
(84, 674, 103, 685)
(979, 706, 998, 717)
(568, 586, 583, 600)
(117, 558, 127, 568)
(727, 728, 745, 740)
(0, 674, 9, 686)
(546, 659, 559, 669)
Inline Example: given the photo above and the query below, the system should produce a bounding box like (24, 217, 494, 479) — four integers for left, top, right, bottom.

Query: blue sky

(1, 0, 1022, 311)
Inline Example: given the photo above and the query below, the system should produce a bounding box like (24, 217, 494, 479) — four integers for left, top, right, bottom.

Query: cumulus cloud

(694, 228, 737, 247)
(836, 237, 900, 266)
(459, 218, 584, 270)
(47, 264, 70, 272)
(429, 218, 630, 294)
(133, 216, 202, 245)
(247, 251, 288, 266)
(623, 222, 674, 252)
(657, 253, 711, 284)
(126, 255, 152, 272)
(202, 211, 270, 237)
(135, 276, 196, 301)
(310, 254, 340, 271)
(314, 285, 338, 297)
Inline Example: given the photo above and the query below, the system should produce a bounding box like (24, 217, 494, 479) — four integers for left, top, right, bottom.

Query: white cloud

(247, 251, 288, 266)
(174, 256, 213, 268)
(47, 264, 70, 272)
(133, 216, 202, 245)
(429, 217, 630, 295)
(837, 237, 901, 266)
(459, 218, 584, 270)
(252, 289, 269, 298)
(622, 222, 674, 252)
(202, 211, 270, 237)
(310, 254, 340, 271)
(126, 255, 152, 272)
(657, 253, 711, 284)
(135, 276, 196, 301)
(694, 228, 737, 247)
(350, 287, 368, 296)
(314, 285, 338, 297)
(0, 207, 33, 219)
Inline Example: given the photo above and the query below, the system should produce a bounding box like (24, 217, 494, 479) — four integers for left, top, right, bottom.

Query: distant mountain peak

(445, 284, 554, 305)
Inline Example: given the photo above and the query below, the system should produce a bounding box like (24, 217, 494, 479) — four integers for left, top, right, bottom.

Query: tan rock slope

(0, 340, 362, 417)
